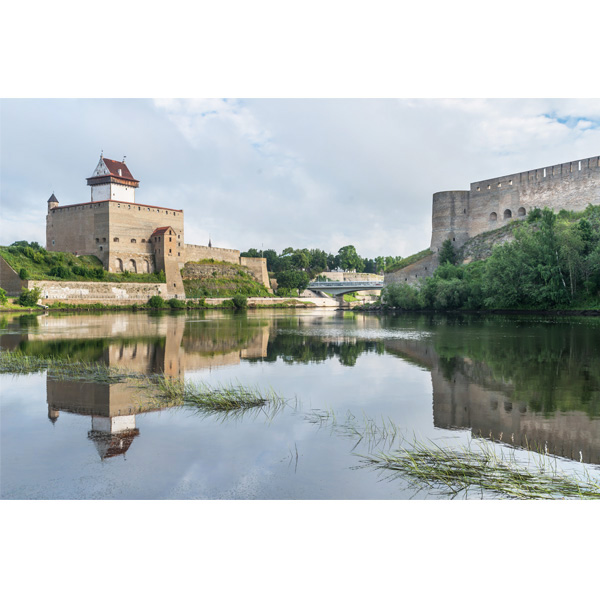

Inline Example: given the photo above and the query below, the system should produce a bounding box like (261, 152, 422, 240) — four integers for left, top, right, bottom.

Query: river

(1, 309, 599, 499)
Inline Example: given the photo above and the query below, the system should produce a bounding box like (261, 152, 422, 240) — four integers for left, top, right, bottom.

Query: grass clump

(150, 377, 285, 414)
(361, 439, 600, 499)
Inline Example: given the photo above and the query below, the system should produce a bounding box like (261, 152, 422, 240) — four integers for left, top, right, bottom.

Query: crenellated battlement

(430, 154, 600, 253)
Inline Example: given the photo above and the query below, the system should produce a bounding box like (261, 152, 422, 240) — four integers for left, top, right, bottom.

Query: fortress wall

(107, 201, 184, 272)
(468, 155, 600, 239)
(430, 191, 470, 251)
(384, 253, 439, 286)
(184, 244, 241, 264)
(23, 279, 172, 304)
(47, 200, 185, 273)
(0, 256, 25, 295)
(240, 256, 271, 289)
(47, 201, 105, 258)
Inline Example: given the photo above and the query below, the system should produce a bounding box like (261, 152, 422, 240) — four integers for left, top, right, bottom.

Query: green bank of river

(1, 309, 599, 499)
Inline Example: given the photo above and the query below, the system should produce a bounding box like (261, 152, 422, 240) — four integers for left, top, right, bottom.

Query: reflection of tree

(431, 316, 600, 417)
(258, 333, 382, 367)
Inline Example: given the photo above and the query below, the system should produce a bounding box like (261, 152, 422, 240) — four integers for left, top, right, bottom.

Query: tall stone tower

(86, 154, 139, 203)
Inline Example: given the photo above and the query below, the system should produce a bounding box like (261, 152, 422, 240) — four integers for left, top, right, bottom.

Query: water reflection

(1, 311, 599, 464)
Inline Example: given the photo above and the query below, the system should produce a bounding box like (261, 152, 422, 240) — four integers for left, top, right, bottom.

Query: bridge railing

(308, 281, 384, 288)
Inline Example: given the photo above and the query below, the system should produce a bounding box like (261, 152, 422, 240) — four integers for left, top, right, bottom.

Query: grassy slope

(0, 247, 165, 283)
(182, 259, 272, 298)
(385, 249, 434, 274)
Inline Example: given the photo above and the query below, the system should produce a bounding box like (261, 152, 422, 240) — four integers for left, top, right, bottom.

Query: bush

(49, 265, 72, 279)
(147, 295, 166, 308)
(0, 288, 7, 305)
(18, 286, 41, 307)
(19, 268, 29, 280)
(167, 298, 186, 309)
(232, 294, 248, 309)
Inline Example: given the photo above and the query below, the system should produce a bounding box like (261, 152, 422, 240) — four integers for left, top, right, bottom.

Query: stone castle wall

(430, 155, 600, 252)
(46, 199, 184, 273)
(185, 243, 241, 263)
(0, 256, 25, 295)
(23, 279, 173, 304)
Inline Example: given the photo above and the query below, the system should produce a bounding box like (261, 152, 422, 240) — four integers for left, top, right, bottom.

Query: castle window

(504, 209, 512, 219)
(169, 237, 172, 242)
(487, 185, 491, 190)
(518, 207, 526, 217)
(52, 240, 55, 246)
(579, 160, 582, 171)
(490, 212, 497, 221)
(498, 182, 501, 188)
(113, 237, 119, 242)
(131, 239, 136, 243)
(118, 204, 120, 208)
(99, 246, 103, 251)
(477, 187, 480, 191)
(543, 168, 547, 177)
(178, 252, 180, 257)
(141, 239, 146, 243)
(103, 238, 106, 242)
(509, 180, 513, 185)
(96, 238, 99, 243)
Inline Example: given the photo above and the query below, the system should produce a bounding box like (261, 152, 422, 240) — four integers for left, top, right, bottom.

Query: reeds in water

(361, 439, 600, 499)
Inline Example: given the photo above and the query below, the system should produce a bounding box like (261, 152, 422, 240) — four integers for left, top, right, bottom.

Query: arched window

(504, 209, 512, 219)
(115, 258, 123, 272)
(131, 239, 136, 243)
(128, 259, 137, 273)
(113, 237, 119, 242)
(144, 260, 150, 273)
(518, 207, 526, 217)
(489, 212, 497, 221)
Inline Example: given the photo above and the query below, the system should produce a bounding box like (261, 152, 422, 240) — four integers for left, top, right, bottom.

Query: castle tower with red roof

(86, 154, 140, 203)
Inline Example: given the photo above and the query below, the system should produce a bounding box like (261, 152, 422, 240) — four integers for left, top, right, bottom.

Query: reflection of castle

(1, 312, 271, 460)
(384, 337, 600, 465)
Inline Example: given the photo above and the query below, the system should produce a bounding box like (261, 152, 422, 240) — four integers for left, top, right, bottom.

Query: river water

(1, 309, 599, 499)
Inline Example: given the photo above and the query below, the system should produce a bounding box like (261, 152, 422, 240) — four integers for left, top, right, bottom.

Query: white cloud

(2, 98, 599, 258)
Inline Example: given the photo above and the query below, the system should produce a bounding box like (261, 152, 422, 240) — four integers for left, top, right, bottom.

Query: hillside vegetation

(0, 242, 165, 283)
(182, 259, 272, 298)
(383, 205, 600, 311)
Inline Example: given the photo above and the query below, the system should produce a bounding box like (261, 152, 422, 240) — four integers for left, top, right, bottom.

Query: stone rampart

(384, 253, 439, 286)
(240, 256, 271, 289)
(184, 244, 241, 263)
(0, 256, 25, 295)
(22, 280, 172, 304)
(430, 155, 600, 252)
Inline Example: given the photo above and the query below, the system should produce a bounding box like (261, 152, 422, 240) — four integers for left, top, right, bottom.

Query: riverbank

(352, 304, 600, 317)
(0, 296, 326, 313)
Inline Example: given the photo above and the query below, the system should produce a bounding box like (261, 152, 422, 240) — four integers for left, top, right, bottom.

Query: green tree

(337, 245, 364, 272)
(438, 239, 458, 265)
(147, 295, 166, 308)
(18, 286, 41, 307)
(0, 288, 7, 306)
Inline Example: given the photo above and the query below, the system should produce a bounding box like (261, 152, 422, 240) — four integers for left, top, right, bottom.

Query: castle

(386, 154, 600, 284)
(45, 155, 270, 292)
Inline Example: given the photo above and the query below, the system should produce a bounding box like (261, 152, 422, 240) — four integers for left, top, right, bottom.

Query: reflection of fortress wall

(384, 336, 600, 465)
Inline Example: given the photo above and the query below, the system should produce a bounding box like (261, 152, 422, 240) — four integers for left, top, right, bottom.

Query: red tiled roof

(102, 158, 137, 181)
(151, 226, 174, 236)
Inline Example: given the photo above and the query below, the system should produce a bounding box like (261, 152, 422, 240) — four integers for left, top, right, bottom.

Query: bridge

(306, 281, 384, 297)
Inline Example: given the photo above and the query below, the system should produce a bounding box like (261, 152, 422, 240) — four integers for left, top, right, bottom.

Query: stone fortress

(44, 154, 271, 296)
(386, 154, 600, 284)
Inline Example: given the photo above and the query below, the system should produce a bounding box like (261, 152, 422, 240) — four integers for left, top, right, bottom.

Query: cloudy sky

(1, 98, 599, 259)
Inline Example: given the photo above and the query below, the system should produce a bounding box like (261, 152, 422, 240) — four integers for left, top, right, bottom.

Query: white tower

(86, 154, 139, 203)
